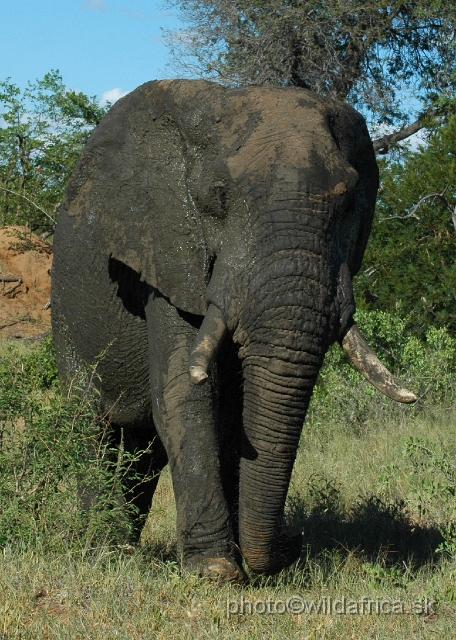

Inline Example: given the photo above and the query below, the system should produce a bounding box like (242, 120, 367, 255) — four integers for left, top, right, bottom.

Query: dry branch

(0, 320, 22, 330)
(3, 281, 22, 296)
(0, 273, 23, 296)
(378, 187, 456, 234)
(372, 104, 449, 154)
(0, 186, 57, 225)
(0, 274, 22, 283)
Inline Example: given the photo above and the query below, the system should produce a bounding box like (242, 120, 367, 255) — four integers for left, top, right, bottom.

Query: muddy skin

(52, 79, 383, 582)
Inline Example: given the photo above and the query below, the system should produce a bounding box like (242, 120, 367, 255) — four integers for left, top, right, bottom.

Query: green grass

(1, 335, 456, 638)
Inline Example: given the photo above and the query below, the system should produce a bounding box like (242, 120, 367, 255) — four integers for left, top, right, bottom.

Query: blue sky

(1, 1, 426, 146)
(2, 0, 183, 104)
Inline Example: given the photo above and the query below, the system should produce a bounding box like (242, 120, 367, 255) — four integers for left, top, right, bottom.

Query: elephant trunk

(238, 353, 321, 573)
(187, 190, 416, 572)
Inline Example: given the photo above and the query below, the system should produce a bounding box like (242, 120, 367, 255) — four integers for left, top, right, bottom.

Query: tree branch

(378, 211, 420, 223)
(1, 274, 23, 296)
(379, 187, 456, 234)
(409, 188, 456, 235)
(0, 187, 57, 225)
(0, 320, 22, 330)
(17, 134, 28, 191)
(372, 107, 442, 154)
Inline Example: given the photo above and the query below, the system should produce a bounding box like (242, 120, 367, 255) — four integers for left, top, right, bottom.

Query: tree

(0, 71, 108, 232)
(355, 115, 456, 335)
(164, 1, 456, 148)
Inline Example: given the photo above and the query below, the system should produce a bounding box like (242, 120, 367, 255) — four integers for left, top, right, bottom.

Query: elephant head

(60, 80, 415, 574)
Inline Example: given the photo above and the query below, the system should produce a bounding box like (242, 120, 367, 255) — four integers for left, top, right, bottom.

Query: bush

(0, 336, 146, 552)
(403, 436, 456, 557)
(307, 310, 456, 433)
(0, 71, 107, 231)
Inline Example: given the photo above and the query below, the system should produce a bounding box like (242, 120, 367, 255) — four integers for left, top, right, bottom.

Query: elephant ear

(62, 80, 208, 315)
(327, 103, 379, 277)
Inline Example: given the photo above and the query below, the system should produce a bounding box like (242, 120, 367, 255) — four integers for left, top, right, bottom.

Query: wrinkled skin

(52, 80, 379, 580)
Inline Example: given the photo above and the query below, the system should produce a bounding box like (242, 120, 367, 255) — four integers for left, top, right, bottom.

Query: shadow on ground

(140, 471, 444, 581)
(286, 492, 444, 568)
(140, 493, 443, 584)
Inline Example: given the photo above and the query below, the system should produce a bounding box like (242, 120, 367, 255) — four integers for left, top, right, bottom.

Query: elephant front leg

(145, 291, 245, 583)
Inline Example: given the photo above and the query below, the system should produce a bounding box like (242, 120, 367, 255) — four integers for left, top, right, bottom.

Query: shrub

(0, 336, 147, 552)
(403, 436, 456, 557)
(307, 310, 456, 433)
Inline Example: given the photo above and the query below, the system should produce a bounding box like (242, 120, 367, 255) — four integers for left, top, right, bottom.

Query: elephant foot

(244, 532, 303, 575)
(187, 556, 247, 585)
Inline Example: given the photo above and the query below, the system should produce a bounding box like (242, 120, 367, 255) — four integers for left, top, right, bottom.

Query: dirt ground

(0, 226, 52, 339)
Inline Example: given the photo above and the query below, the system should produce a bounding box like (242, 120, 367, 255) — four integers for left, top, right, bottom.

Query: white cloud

(99, 88, 129, 106)
(83, 1, 149, 19)
(84, 0, 109, 12)
(405, 128, 428, 152)
(121, 7, 148, 20)
(149, 34, 164, 45)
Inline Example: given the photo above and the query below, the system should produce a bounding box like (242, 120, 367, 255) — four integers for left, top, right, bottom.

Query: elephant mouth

(188, 302, 417, 404)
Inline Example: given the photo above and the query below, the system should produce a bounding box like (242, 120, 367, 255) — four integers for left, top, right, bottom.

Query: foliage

(1, 337, 456, 635)
(0, 70, 108, 232)
(308, 309, 456, 433)
(164, 0, 456, 126)
(306, 307, 456, 555)
(0, 336, 148, 551)
(403, 437, 456, 556)
(355, 115, 456, 336)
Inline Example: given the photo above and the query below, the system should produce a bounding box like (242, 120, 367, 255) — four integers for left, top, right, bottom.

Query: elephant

(51, 79, 416, 583)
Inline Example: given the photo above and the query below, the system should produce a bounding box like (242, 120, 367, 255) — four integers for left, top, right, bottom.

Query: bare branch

(372, 107, 444, 154)
(3, 282, 22, 296)
(0, 274, 22, 283)
(1, 273, 23, 296)
(378, 211, 420, 223)
(0, 186, 57, 225)
(0, 320, 22, 330)
(17, 134, 28, 191)
(379, 187, 456, 234)
(409, 189, 455, 217)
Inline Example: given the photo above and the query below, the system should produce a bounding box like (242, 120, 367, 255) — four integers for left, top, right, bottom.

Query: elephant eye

(196, 181, 229, 220)
(213, 183, 228, 219)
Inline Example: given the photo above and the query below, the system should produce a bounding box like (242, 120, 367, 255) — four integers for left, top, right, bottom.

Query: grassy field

(1, 336, 456, 639)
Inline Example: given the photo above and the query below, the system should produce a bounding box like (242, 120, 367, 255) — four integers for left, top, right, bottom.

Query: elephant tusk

(340, 323, 418, 404)
(189, 303, 227, 385)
